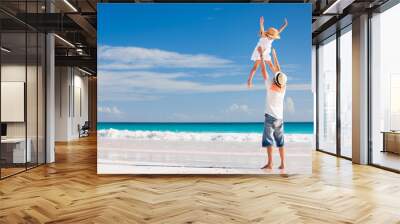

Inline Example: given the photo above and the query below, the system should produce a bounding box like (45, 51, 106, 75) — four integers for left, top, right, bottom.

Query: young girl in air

(247, 16, 288, 88)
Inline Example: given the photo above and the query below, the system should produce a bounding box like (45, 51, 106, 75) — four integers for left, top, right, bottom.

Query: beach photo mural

(97, 3, 313, 174)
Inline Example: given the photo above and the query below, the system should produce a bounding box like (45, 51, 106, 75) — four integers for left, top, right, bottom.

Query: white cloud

(98, 106, 122, 115)
(98, 45, 233, 70)
(284, 97, 295, 114)
(227, 104, 250, 113)
(98, 70, 311, 102)
(281, 64, 300, 71)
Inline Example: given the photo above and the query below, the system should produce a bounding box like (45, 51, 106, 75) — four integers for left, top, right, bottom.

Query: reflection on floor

(0, 162, 42, 178)
(0, 167, 25, 178)
(373, 151, 400, 171)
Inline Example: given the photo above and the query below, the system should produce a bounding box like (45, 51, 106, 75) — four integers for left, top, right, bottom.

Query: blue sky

(98, 3, 312, 122)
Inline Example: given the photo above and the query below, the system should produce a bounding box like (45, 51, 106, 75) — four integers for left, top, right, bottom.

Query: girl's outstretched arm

(278, 18, 288, 33)
(259, 16, 265, 36)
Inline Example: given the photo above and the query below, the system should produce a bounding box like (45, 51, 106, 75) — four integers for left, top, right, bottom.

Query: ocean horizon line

(97, 122, 314, 134)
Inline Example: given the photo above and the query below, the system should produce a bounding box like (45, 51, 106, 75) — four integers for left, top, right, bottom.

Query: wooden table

(1, 138, 31, 164)
(382, 131, 400, 154)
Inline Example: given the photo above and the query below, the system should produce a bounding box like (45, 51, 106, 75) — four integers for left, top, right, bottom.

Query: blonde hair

(259, 31, 268, 38)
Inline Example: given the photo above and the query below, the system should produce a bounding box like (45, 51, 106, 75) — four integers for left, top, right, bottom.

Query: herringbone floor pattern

(1, 135, 400, 223)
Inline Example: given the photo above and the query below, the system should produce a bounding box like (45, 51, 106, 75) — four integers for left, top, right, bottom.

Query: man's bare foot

(261, 163, 273, 169)
(278, 164, 285, 169)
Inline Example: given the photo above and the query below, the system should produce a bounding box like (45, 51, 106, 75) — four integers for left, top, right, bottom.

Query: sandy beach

(98, 132, 312, 174)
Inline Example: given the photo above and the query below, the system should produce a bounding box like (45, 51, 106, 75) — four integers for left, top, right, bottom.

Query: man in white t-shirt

(248, 48, 287, 169)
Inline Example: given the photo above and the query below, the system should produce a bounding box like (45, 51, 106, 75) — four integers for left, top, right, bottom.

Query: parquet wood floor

(1, 135, 400, 223)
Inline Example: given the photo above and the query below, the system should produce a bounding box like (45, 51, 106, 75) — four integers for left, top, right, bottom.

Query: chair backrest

(82, 121, 90, 129)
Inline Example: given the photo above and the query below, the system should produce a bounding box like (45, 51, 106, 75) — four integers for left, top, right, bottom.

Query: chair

(79, 121, 90, 138)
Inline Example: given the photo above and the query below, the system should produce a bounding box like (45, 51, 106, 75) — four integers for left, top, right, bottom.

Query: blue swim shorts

(261, 113, 285, 147)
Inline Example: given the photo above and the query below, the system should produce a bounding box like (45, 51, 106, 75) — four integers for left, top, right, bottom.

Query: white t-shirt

(265, 79, 286, 119)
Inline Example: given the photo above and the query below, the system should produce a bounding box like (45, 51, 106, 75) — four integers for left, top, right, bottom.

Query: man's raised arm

(272, 48, 281, 73)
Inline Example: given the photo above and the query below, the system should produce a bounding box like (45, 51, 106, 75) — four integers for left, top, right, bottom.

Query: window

(339, 27, 352, 158)
(317, 35, 337, 154)
(370, 3, 400, 171)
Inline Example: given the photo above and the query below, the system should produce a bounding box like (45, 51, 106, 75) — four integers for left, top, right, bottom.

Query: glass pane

(1, 30, 27, 177)
(0, 1, 46, 178)
(371, 4, 400, 171)
(318, 36, 337, 154)
(26, 0, 38, 169)
(0, 9, 2, 179)
(27, 31, 38, 169)
(340, 29, 352, 158)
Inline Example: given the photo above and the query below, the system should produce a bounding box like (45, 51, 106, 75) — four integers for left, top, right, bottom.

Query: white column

(45, 0, 56, 163)
(352, 14, 369, 164)
(46, 33, 55, 163)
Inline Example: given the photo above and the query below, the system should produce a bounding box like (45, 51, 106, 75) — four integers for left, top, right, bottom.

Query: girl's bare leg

(248, 60, 261, 87)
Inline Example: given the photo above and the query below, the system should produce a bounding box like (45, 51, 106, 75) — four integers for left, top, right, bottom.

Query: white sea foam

(98, 129, 312, 143)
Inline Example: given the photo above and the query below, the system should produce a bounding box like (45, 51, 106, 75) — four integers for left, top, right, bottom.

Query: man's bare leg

(261, 146, 273, 169)
(278, 147, 285, 169)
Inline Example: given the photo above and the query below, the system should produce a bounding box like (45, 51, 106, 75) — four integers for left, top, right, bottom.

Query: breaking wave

(98, 129, 312, 143)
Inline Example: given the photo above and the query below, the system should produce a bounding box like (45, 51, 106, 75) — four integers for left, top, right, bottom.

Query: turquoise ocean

(97, 122, 313, 134)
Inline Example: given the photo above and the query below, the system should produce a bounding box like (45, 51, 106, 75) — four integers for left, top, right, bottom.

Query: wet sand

(98, 137, 312, 175)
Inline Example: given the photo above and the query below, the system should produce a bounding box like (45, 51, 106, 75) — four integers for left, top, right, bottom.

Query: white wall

(1, 63, 46, 164)
(69, 73, 89, 138)
(55, 66, 70, 141)
(1, 65, 41, 137)
(55, 67, 89, 141)
(1, 65, 26, 139)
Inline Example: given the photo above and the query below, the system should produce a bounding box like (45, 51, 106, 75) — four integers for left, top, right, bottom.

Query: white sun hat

(274, 71, 287, 87)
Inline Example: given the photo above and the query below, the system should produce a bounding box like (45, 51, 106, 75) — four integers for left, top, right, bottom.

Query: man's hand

(260, 16, 264, 25)
(271, 48, 281, 72)
(247, 79, 253, 89)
